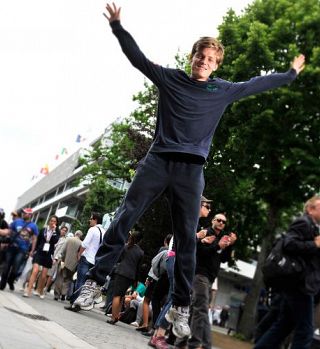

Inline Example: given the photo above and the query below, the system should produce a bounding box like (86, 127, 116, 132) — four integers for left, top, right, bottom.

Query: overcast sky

(0, 0, 252, 219)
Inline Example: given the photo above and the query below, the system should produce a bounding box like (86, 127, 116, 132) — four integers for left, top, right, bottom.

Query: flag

(61, 147, 68, 155)
(40, 164, 49, 175)
(75, 135, 86, 143)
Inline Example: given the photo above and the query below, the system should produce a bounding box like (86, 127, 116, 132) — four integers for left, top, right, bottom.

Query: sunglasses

(215, 218, 226, 224)
(202, 204, 211, 210)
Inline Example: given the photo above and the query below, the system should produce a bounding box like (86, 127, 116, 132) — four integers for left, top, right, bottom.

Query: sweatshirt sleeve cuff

(110, 20, 121, 30)
(288, 68, 298, 79)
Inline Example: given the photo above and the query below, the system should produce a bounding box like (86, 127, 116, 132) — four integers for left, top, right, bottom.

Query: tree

(74, 177, 123, 234)
(207, 0, 320, 338)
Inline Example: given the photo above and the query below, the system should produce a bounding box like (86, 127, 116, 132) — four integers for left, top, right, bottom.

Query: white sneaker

(165, 306, 174, 323)
(22, 292, 30, 298)
(40, 294, 45, 299)
(33, 290, 41, 297)
(130, 321, 139, 327)
(73, 279, 102, 311)
(165, 306, 190, 338)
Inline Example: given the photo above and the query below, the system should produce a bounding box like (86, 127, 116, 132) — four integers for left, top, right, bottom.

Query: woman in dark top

(107, 231, 144, 325)
(23, 215, 60, 298)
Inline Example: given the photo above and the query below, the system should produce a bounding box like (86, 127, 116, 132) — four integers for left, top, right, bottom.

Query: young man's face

(191, 47, 219, 81)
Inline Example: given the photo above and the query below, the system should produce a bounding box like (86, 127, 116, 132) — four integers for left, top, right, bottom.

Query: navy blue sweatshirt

(111, 21, 297, 161)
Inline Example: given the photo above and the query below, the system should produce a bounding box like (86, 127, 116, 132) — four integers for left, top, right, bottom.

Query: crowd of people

(2, 195, 320, 349)
(0, 208, 100, 302)
(0, 197, 237, 349)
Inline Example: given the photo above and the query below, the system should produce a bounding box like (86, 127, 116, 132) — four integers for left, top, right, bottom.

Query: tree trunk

(237, 207, 278, 339)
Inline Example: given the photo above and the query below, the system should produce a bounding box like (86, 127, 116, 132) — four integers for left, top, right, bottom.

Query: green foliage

(232, 332, 247, 341)
(212, 0, 320, 338)
(136, 195, 172, 266)
(203, 0, 320, 256)
(36, 218, 46, 231)
(77, 177, 123, 234)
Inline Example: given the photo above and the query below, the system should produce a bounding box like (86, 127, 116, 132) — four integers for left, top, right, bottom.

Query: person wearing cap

(0, 208, 39, 291)
(20, 208, 39, 258)
(65, 212, 105, 311)
(16, 208, 40, 279)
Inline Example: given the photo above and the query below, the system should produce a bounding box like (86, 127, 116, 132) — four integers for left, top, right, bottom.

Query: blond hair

(304, 195, 320, 213)
(190, 37, 224, 66)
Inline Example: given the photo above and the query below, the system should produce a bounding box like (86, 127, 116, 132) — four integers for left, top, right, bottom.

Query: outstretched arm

(226, 54, 306, 103)
(102, 2, 165, 86)
(103, 2, 121, 23)
(291, 54, 305, 75)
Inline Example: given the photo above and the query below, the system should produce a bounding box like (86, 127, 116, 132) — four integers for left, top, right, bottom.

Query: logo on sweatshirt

(206, 83, 218, 92)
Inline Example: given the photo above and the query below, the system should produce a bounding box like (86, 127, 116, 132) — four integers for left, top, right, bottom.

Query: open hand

(291, 54, 305, 75)
(103, 2, 121, 22)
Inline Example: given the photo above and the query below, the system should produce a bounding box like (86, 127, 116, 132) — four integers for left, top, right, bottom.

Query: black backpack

(119, 307, 137, 324)
(262, 234, 306, 289)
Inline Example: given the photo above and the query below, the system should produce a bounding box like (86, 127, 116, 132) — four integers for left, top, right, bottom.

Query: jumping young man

(74, 2, 305, 338)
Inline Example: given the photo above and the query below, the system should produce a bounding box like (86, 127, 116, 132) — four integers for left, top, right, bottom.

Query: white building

(15, 127, 128, 230)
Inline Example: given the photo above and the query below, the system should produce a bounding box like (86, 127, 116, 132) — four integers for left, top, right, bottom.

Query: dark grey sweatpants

(87, 151, 204, 306)
(188, 274, 212, 349)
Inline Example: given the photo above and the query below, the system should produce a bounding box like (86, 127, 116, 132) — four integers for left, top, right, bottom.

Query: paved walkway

(0, 290, 94, 349)
(0, 288, 251, 348)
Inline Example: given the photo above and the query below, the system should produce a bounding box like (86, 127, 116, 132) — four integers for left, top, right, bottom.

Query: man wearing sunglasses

(197, 196, 213, 239)
(187, 213, 237, 349)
